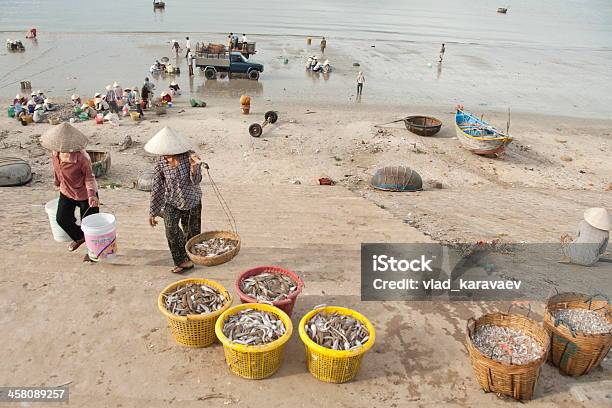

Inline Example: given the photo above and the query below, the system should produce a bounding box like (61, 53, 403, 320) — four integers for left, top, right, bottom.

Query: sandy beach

(1, 1, 611, 406)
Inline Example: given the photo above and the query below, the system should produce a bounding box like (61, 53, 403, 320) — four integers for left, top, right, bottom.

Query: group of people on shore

(10, 77, 182, 125)
(42, 122, 205, 272)
(11, 90, 56, 123)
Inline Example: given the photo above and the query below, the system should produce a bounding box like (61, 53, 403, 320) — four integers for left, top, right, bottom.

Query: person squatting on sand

(41, 123, 100, 256)
(560, 208, 610, 266)
(146, 127, 209, 274)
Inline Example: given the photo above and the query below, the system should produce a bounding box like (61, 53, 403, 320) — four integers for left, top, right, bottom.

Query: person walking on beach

(105, 85, 119, 113)
(320, 36, 327, 54)
(439, 43, 445, 63)
(356, 71, 365, 95)
(184, 36, 191, 58)
(187, 51, 194, 76)
(41, 123, 100, 257)
(560, 208, 610, 266)
(146, 127, 207, 274)
(172, 39, 181, 56)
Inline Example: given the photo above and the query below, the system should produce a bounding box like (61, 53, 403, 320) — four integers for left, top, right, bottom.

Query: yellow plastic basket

(298, 306, 376, 383)
(215, 303, 293, 379)
(158, 278, 232, 347)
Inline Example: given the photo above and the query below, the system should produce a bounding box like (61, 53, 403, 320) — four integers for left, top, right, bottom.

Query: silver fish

(471, 324, 544, 365)
(163, 283, 226, 316)
(553, 308, 612, 334)
(306, 312, 369, 351)
(240, 272, 297, 302)
(192, 238, 238, 258)
(222, 309, 286, 345)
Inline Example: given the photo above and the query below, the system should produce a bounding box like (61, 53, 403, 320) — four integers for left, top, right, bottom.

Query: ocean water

(1, 0, 611, 117)
(1, 0, 611, 48)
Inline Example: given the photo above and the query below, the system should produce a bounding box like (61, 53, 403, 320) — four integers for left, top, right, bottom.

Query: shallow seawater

(0, 0, 611, 118)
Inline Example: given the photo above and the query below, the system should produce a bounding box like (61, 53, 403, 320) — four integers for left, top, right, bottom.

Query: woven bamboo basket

(185, 230, 241, 266)
(465, 312, 550, 401)
(298, 306, 376, 383)
(543, 292, 611, 376)
(157, 278, 232, 347)
(215, 303, 293, 379)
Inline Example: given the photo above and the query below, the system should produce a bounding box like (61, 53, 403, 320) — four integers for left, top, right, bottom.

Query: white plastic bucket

(45, 198, 71, 242)
(81, 213, 118, 260)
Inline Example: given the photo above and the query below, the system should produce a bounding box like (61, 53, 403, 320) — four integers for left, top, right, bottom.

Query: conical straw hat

(584, 208, 610, 231)
(144, 126, 194, 155)
(40, 123, 89, 152)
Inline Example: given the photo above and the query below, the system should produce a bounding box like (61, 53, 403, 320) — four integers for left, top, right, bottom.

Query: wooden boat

(403, 115, 442, 137)
(87, 150, 111, 178)
(497, 7, 508, 13)
(455, 109, 512, 156)
(153, 1, 165, 9)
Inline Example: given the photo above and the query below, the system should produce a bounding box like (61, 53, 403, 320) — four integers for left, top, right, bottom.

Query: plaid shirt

(562, 220, 609, 266)
(149, 153, 202, 217)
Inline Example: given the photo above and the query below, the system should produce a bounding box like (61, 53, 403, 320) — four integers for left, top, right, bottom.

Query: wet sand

(1, 31, 611, 118)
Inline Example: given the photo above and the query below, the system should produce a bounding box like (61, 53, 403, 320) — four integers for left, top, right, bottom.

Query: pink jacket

(52, 151, 98, 201)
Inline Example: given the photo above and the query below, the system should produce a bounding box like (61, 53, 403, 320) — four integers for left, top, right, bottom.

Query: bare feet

(68, 239, 85, 252)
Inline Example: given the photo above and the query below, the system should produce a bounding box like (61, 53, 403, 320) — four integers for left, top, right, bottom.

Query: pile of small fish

(163, 283, 226, 316)
(306, 312, 369, 351)
(471, 324, 543, 365)
(222, 309, 286, 345)
(192, 237, 238, 258)
(553, 308, 612, 334)
(240, 272, 297, 302)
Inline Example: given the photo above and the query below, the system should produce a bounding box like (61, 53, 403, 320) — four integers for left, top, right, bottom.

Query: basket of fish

(215, 303, 293, 379)
(465, 310, 550, 401)
(298, 306, 376, 383)
(157, 278, 232, 347)
(185, 230, 241, 266)
(543, 292, 611, 377)
(236, 266, 305, 316)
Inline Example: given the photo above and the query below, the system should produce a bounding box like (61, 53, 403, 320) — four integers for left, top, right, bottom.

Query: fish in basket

(185, 230, 241, 266)
(465, 308, 550, 401)
(544, 292, 612, 376)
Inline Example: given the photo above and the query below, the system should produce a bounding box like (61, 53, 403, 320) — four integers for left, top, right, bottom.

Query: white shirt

(242, 36, 247, 43)
(186, 39, 191, 49)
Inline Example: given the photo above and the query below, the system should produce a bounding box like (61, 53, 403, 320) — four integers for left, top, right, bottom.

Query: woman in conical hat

(145, 127, 208, 273)
(41, 123, 100, 255)
(560, 207, 610, 266)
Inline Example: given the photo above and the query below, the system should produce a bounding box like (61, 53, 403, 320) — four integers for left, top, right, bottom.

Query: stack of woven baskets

(466, 293, 611, 401)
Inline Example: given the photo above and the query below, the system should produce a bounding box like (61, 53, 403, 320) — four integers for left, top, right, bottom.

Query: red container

(95, 115, 104, 125)
(235, 266, 304, 316)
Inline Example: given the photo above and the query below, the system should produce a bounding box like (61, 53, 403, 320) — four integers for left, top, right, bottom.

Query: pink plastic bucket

(81, 213, 117, 260)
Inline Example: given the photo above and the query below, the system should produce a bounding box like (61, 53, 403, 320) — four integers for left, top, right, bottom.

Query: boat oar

(374, 118, 408, 128)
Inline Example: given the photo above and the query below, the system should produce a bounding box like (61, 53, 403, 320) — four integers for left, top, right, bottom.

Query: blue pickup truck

(195, 51, 264, 80)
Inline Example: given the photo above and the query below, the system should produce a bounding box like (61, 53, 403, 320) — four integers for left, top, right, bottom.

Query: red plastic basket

(235, 266, 304, 316)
